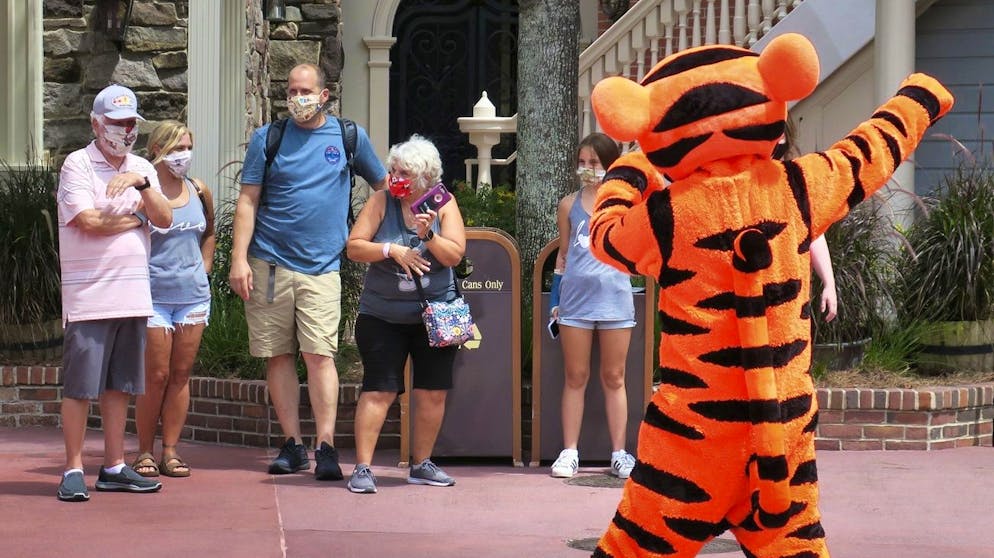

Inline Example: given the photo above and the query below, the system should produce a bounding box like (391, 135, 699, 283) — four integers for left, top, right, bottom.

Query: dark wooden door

(390, 0, 518, 189)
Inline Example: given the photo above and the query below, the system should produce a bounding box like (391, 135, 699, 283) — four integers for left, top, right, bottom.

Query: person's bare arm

(70, 210, 145, 235)
(195, 178, 217, 274)
(811, 234, 838, 322)
(229, 184, 261, 301)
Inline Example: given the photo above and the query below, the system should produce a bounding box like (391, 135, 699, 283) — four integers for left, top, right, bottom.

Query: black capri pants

(354, 313, 458, 394)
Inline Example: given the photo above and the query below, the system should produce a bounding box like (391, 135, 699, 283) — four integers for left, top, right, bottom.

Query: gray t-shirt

(559, 194, 635, 322)
(149, 179, 210, 305)
(358, 197, 455, 324)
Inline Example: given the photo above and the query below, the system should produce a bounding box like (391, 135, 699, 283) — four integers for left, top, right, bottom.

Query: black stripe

(694, 221, 788, 251)
(658, 267, 696, 289)
(757, 501, 807, 529)
(845, 134, 872, 162)
(602, 230, 639, 275)
(658, 309, 710, 335)
(783, 160, 812, 234)
(842, 153, 866, 209)
(663, 517, 723, 542)
(790, 460, 819, 486)
(656, 84, 770, 132)
(611, 511, 678, 554)
(641, 47, 757, 85)
(802, 411, 818, 433)
(872, 110, 907, 136)
(732, 229, 772, 273)
(781, 393, 814, 422)
(649, 190, 696, 289)
(592, 548, 614, 558)
(604, 165, 649, 194)
(697, 292, 736, 311)
(756, 455, 789, 482)
(690, 393, 812, 424)
(788, 521, 826, 541)
(596, 197, 633, 212)
(797, 237, 811, 254)
(799, 303, 811, 320)
(724, 120, 786, 142)
(646, 133, 712, 167)
(874, 124, 902, 174)
(644, 402, 705, 440)
(656, 367, 710, 389)
(689, 399, 752, 422)
(631, 462, 712, 503)
(699, 339, 808, 370)
(897, 84, 940, 121)
(764, 279, 803, 308)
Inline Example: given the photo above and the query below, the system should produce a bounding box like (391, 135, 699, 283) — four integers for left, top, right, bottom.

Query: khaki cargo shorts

(244, 256, 341, 358)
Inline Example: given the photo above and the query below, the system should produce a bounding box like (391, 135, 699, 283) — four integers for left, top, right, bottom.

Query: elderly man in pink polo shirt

(55, 84, 173, 502)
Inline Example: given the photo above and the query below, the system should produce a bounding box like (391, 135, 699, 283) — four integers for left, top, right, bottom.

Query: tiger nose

(733, 228, 772, 272)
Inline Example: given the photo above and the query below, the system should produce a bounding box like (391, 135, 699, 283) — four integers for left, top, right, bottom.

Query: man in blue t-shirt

(229, 63, 388, 481)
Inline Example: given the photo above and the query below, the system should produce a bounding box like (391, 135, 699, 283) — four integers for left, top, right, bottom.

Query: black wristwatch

(135, 177, 151, 191)
(419, 229, 435, 242)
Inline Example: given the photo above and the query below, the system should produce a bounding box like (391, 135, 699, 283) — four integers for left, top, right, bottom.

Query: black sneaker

(314, 441, 344, 481)
(95, 465, 162, 493)
(57, 470, 89, 502)
(268, 438, 310, 474)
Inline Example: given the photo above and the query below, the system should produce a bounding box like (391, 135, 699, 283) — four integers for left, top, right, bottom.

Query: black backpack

(262, 116, 360, 224)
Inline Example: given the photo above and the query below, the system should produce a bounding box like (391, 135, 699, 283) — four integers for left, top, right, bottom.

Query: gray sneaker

(407, 458, 455, 487)
(347, 464, 377, 494)
(95, 465, 162, 493)
(57, 470, 89, 502)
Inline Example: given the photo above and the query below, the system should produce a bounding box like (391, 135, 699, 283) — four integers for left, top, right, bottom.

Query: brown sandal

(132, 452, 160, 477)
(159, 455, 191, 478)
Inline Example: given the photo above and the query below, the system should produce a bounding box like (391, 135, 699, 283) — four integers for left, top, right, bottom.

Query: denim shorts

(147, 299, 211, 330)
(557, 317, 636, 330)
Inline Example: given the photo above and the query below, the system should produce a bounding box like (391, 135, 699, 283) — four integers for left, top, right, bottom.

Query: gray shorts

(62, 317, 146, 400)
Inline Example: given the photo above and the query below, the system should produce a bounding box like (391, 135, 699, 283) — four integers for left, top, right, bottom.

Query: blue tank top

(358, 196, 455, 324)
(149, 179, 210, 304)
(559, 193, 635, 321)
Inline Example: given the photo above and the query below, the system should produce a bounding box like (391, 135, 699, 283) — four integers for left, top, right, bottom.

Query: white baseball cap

(92, 84, 145, 121)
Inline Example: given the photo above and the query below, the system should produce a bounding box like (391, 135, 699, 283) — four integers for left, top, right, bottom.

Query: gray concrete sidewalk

(0, 426, 991, 557)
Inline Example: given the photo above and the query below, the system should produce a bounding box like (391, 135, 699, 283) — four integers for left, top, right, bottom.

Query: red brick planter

(3, 365, 991, 451)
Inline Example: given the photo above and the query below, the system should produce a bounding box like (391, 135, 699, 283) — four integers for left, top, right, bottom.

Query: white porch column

(188, 0, 245, 204)
(363, 36, 397, 160)
(874, 0, 916, 226)
(0, 0, 43, 164)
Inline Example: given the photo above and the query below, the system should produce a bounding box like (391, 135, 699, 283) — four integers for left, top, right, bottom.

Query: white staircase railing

(579, 0, 803, 137)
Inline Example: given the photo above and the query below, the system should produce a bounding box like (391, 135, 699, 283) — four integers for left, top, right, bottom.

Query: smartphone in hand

(410, 183, 452, 214)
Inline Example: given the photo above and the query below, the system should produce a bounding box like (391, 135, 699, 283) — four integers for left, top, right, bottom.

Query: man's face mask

(287, 94, 323, 122)
(576, 166, 605, 187)
(99, 119, 137, 157)
(162, 150, 193, 178)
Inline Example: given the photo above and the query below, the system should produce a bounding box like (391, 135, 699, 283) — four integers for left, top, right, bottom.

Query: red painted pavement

(0, 426, 991, 557)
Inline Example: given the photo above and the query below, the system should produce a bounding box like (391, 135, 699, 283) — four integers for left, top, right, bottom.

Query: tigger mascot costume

(587, 33, 952, 557)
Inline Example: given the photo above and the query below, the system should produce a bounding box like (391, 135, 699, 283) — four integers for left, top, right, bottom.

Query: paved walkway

(0, 426, 991, 557)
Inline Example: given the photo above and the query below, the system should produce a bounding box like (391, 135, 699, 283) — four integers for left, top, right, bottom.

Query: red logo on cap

(111, 95, 134, 107)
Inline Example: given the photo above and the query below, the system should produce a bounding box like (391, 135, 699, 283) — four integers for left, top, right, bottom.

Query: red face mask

(389, 175, 413, 198)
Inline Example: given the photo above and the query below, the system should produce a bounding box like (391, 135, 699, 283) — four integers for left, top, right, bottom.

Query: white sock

(63, 468, 84, 478)
(560, 448, 578, 458)
(611, 450, 628, 462)
(103, 463, 125, 475)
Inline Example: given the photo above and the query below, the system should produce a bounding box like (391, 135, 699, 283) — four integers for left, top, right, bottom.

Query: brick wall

(3, 365, 991, 452)
(0, 366, 400, 450)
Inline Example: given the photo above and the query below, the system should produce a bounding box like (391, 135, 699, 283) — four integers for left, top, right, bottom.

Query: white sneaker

(550, 449, 578, 478)
(611, 451, 636, 479)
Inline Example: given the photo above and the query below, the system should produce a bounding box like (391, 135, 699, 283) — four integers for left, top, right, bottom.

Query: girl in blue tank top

(133, 121, 216, 480)
(548, 133, 637, 481)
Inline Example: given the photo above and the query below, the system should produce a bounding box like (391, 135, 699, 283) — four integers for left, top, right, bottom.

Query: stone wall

(43, 0, 190, 165)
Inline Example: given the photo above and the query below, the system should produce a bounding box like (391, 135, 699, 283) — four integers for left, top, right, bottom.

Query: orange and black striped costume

(586, 34, 952, 557)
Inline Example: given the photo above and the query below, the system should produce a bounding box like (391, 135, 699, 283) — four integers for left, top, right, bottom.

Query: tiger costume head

(591, 33, 820, 181)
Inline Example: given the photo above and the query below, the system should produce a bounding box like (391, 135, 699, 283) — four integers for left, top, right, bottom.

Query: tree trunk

(516, 0, 579, 307)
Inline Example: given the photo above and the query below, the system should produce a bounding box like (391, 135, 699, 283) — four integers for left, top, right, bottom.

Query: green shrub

(452, 181, 516, 236)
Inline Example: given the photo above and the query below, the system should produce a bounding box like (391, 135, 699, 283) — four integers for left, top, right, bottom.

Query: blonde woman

(132, 121, 216, 478)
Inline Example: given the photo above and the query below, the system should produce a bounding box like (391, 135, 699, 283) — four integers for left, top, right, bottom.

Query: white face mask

(287, 94, 323, 122)
(99, 122, 137, 157)
(162, 150, 193, 178)
(576, 166, 605, 186)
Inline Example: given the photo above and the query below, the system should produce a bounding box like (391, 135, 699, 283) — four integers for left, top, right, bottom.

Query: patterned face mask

(389, 174, 413, 198)
(99, 121, 137, 157)
(287, 94, 323, 122)
(576, 166, 605, 187)
(162, 150, 193, 178)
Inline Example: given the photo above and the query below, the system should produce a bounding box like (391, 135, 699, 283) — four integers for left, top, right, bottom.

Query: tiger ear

(591, 77, 651, 142)
(758, 33, 820, 102)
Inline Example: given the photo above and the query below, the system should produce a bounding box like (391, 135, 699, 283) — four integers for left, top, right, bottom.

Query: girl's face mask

(389, 174, 413, 199)
(99, 121, 138, 157)
(287, 94, 323, 122)
(576, 166, 605, 187)
(162, 150, 193, 178)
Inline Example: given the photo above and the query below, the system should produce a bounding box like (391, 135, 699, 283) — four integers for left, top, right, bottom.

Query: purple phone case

(411, 184, 452, 214)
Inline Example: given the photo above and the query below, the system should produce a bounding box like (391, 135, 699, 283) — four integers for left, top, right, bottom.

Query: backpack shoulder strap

(263, 118, 289, 183)
(336, 117, 360, 225)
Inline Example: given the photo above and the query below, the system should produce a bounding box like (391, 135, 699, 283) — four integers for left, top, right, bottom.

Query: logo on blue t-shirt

(325, 145, 341, 165)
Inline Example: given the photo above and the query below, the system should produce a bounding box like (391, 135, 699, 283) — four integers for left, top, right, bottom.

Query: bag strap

(390, 197, 458, 305)
(260, 118, 290, 207)
(337, 117, 359, 226)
